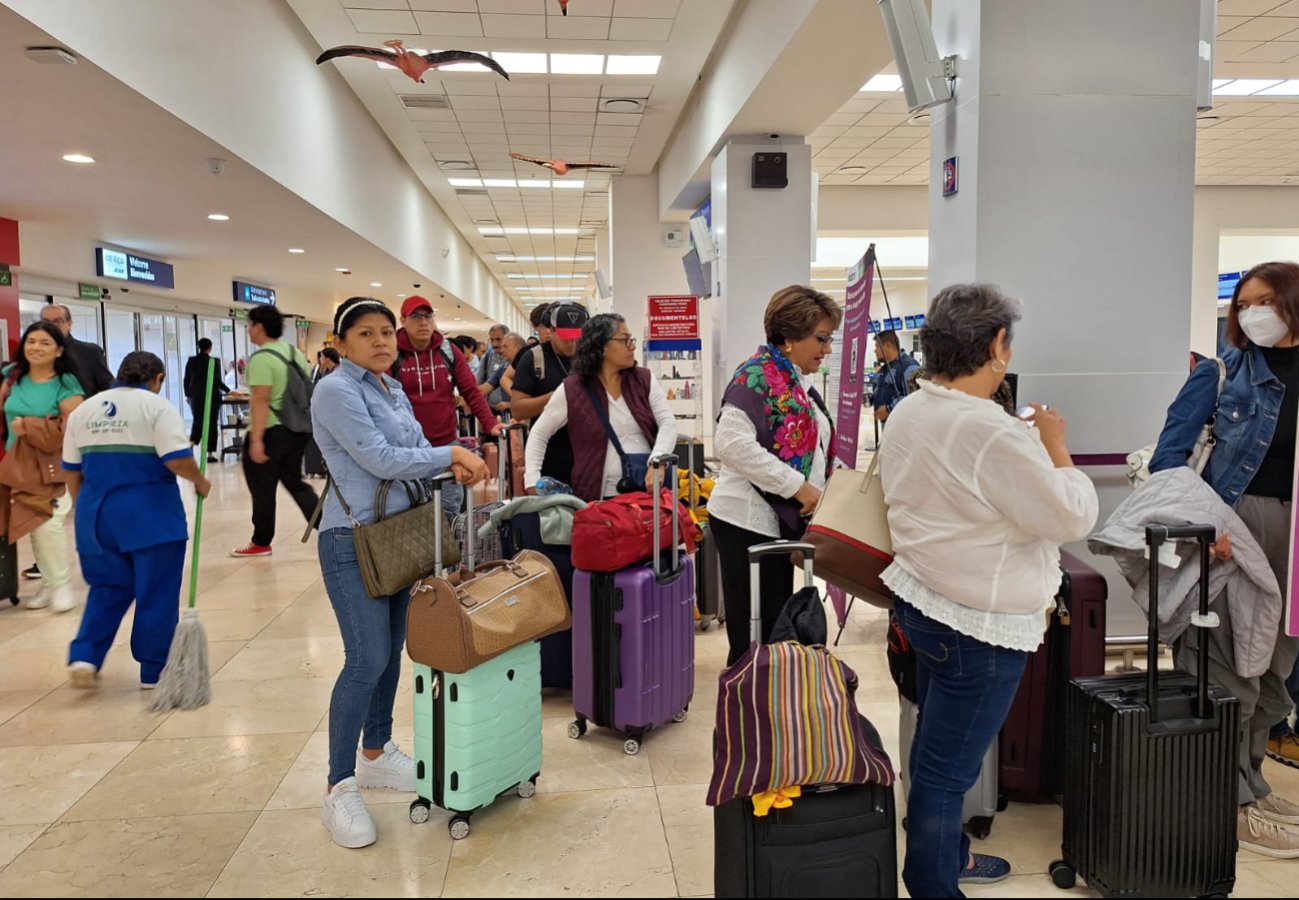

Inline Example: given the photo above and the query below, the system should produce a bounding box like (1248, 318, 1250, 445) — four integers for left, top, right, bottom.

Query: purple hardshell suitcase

(569, 455, 696, 754)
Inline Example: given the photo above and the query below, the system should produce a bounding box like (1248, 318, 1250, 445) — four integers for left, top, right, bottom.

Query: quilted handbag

(406, 549, 572, 673)
(570, 488, 699, 572)
(325, 477, 462, 600)
(798, 451, 895, 609)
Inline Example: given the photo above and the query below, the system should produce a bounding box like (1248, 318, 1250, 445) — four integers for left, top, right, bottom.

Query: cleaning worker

(62, 351, 211, 689)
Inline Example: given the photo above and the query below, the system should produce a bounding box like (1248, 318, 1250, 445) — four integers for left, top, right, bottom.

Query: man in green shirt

(232, 306, 319, 558)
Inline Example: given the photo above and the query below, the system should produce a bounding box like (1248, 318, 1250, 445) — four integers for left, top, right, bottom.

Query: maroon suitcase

(998, 550, 1107, 802)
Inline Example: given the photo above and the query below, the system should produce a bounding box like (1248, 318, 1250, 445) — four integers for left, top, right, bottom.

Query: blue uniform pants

(69, 513, 186, 685)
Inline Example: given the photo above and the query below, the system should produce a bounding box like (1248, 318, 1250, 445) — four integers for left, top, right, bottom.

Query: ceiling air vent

(400, 94, 451, 110)
(455, 189, 489, 197)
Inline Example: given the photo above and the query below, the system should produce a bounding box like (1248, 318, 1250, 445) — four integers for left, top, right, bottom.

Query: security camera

(413, 283, 422, 289)
(768, 133, 780, 139)
(120, 287, 129, 293)
(100, 288, 109, 297)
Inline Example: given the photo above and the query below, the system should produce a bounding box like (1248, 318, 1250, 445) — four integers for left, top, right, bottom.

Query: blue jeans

(896, 598, 1028, 899)
(320, 528, 412, 786)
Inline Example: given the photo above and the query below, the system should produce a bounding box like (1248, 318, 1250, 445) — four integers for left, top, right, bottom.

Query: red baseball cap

(549, 302, 589, 340)
(401, 296, 434, 317)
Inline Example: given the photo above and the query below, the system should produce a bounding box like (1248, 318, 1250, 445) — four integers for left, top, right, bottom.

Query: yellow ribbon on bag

(751, 785, 802, 817)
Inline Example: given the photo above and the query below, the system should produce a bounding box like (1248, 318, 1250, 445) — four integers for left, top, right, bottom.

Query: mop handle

(187, 357, 216, 611)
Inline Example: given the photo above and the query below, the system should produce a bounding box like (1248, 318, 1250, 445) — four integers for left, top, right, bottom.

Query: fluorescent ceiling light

(479, 227, 505, 234)
(288, 248, 305, 254)
(550, 54, 604, 75)
(498, 255, 595, 262)
(1212, 79, 1284, 96)
(861, 74, 903, 92)
(1255, 80, 1299, 96)
(518, 181, 551, 189)
(483, 179, 518, 188)
(509, 273, 589, 279)
(491, 51, 547, 74)
(486, 227, 581, 235)
(335, 267, 350, 272)
(370, 282, 382, 287)
(552, 180, 585, 189)
(208, 213, 230, 221)
(448, 178, 483, 187)
(605, 55, 661, 76)
(517, 286, 587, 292)
(398, 294, 407, 298)
(62, 153, 95, 164)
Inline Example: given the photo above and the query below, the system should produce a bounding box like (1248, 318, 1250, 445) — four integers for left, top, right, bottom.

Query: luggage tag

(1143, 541, 1183, 570)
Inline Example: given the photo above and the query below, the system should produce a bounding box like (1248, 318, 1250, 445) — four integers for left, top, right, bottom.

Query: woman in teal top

(2, 322, 85, 612)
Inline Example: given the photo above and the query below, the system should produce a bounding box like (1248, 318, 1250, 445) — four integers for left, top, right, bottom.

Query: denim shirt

(312, 359, 453, 532)
(1150, 345, 1284, 507)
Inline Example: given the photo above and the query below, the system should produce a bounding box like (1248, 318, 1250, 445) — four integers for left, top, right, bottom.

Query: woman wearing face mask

(1150, 260, 1299, 858)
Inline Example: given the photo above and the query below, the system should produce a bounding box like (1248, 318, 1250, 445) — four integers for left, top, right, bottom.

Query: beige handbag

(799, 451, 895, 609)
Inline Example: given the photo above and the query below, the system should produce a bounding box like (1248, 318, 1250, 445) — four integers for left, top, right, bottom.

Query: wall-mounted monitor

(233, 280, 276, 306)
(1219, 271, 1245, 301)
(96, 247, 175, 289)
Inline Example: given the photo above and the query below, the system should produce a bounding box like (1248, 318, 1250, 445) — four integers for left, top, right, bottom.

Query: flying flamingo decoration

(316, 40, 509, 84)
(558, 0, 571, 14)
(510, 153, 619, 177)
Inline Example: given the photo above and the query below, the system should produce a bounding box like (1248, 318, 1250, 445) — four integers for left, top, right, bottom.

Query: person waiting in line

(41, 304, 113, 397)
(62, 351, 211, 689)
(312, 348, 340, 384)
(510, 302, 588, 489)
(710, 286, 840, 667)
(0, 322, 86, 613)
(231, 306, 319, 558)
(485, 332, 526, 414)
(1151, 261, 1299, 857)
(183, 338, 230, 464)
(880, 284, 1098, 897)
(496, 304, 553, 403)
(391, 296, 501, 516)
(873, 329, 920, 423)
(313, 296, 488, 850)
(477, 324, 509, 396)
(525, 314, 676, 501)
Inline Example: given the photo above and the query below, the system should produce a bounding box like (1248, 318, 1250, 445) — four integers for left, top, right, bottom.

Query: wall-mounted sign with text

(645, 295, 701, 352)
(79, 283, 100, 301)
(233, 280, 276, 306)
(95, 247, 175, 289)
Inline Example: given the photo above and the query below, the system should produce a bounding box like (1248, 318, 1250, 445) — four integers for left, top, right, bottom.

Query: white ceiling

(287, 0, 739, 313)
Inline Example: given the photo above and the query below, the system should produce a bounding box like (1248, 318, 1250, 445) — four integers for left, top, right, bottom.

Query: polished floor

(0, 460, 1297, 898)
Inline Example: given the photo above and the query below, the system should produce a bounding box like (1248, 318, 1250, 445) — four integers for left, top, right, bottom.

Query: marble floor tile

(62, 732, 310, 821)
(184, 607, 286, 643)
(0, 741, 138, 825)
(0, 813, 255, 898)
(255, 603, 342, 639)
(266, 728, 418, 811)
(206, 804, 451, 898)
(657, 783, 713, 898)
(535, 716, 655, 794)
(0, 686, 170, 748)
(441, 786, 678, 898)
(0, 825, 47, 870)
(0, 616, 52, 646)
(644, 712, 716, 786)
(76, 638, 247, 690)
(0, 645, 83, 692)
(0, 690, 49, 727)
(148, 677, 333, 739)
(212, 636, 344, 682)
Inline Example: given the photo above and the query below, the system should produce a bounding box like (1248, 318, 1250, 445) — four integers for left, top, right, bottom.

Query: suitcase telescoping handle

(747, 541, 816, 645)
(1146, 524, 1216, 722)
(499, 422, 527, 501)
(652, 453, 681, 579)
(430, 471, 457, 578)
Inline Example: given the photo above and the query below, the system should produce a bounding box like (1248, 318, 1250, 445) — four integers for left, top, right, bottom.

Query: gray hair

(920, 283, 1022, 380)
(489, 323, 508, 337)
(44, 304, 71, 321)
(503, 331, 526, 348)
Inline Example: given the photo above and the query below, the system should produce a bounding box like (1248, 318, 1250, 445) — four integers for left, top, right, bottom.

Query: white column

(710, 139, 814, 406)
(608, 174, 689, 348)
(1191, 197, 1222, 358)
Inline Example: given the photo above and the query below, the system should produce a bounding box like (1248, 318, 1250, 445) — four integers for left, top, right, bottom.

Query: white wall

(609, 175, 691, 350)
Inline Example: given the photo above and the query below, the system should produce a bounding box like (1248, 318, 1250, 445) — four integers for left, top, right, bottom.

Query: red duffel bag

(571, 489, 700, 572)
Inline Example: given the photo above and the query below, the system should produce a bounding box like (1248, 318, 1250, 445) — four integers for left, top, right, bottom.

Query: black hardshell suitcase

(713, 541, 898, 899)
(1052, 524, 1239, 898)
(0, 537, 18, 606)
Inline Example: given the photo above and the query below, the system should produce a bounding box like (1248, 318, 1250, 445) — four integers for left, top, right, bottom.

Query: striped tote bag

(707, 640, 895, 807)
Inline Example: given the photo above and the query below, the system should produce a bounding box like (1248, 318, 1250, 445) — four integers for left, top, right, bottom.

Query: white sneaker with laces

(51, 583, 76, 614)
(68, 661, 99, 689)
(322, 777, 377, 849)
(356, 741, 418, 792)
(24, 587, 49, 610)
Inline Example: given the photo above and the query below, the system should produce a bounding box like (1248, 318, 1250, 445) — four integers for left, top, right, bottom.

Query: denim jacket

(1149, 345, 1284, 507)
(312, 359, 453, 532)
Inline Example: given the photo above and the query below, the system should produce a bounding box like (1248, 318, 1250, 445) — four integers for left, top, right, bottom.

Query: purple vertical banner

(832, 248, 875, 467)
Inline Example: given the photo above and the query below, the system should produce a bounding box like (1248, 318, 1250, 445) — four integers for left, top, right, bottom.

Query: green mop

(149, 357, 216, 712)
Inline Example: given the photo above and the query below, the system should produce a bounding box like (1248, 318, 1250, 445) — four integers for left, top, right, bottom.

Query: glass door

(103, 307, 140, 381)
(64, 300, 102, 347)
(162, 315, 194, 417)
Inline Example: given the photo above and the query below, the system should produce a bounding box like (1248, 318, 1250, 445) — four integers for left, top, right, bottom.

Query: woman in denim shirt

(1151, 261, 1299, 858)
(313, 297, 488, 850)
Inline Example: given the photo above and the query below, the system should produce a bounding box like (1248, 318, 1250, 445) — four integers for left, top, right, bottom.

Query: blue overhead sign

(233, 280, 276, 306)
(96, 247, 175, 289)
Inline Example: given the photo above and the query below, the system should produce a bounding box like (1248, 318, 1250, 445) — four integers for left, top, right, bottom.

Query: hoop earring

(991, 359, 1007, 375)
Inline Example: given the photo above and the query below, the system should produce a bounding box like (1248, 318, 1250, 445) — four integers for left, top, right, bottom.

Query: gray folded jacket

(477, 494, 589, 546)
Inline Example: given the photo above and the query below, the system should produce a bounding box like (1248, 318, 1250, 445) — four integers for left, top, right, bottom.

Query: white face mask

(1239, 305, 1291, 348)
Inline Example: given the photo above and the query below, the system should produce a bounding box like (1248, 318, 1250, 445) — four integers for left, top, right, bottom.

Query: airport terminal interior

(4, 0, 1299, 897)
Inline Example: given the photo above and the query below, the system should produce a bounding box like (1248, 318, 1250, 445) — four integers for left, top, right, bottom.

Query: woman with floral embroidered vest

(710, 286, 841, 667)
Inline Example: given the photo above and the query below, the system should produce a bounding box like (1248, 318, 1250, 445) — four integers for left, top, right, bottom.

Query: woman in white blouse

(710, 286, 841, 666)
(525, 314, 676, 500)
(880, 283, 1098, 897)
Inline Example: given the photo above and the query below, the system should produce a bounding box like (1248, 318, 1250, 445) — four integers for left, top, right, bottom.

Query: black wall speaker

(752, 152, 787, 189)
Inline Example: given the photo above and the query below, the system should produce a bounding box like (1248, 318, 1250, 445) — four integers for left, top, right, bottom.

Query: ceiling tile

(548, 16, 612, 39)
(416, 120, 464, 133)
(1218, 39, 1265, 60)
(861, 112, 908, 127)
(506, 123, 551, 134)
(823, 114, 861, 127)
(450, 94, 503, 109)
(844, 126, 892, 138)
(478, 0, 547, 12)
(596, 112, 642, 126)
(444, 81, 500, 95)
(481, 14, 549, 38)
(497, 83, 552, 96)
(551, 97, 599, 112)
(1217, 15, 1250, 34)
(500, 96, 551, 110)
(552, 111, 599, 125)
(407, 107, 458, 120)
(608, 17, 673, 41)
(414, 11, 485, 35)
(552, 124, 597, 136)
(460, 122, 508, 134)
(1233, 41, 1299, 61)
(345, 8, 421, 33)
(409, 0, 478, 10)
(1219, 16, 1299, 40)
(550, 84, 603, 98)
(348, 0, 413, 8)
(1220, 0, 1292, 14)
(613, 0, 679, 18)
(600, 83, 652, 98)
(594, 125, 638, 138)
(503, 110, 551, 123)
(1272, 0, 1299, 15)
(456, 109, 506, 122)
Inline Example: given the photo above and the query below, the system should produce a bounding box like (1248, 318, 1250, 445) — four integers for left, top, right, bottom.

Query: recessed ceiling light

(605, 55, 660, 76)
(483, 179, 518, 188)
(837, 166, 870, 174)
(552, 180, 585, 189)
(370, 282, 382, 287)
(208, 214, 230, 221)
(1212, 79, 1284, 96)
(61, 153, 95, 164)
(601, 98, 645, 113)
(518, 180, 552, 189)
(439, 160, 476, 170)
(335, 267, 350, 273)
(288, 248, 306, 254)
(448, 177, 483, 187)
(861, 74, 903, 92)
(1254, 80, 1299, 96)
(550, 53, 604, 75)
(491, 51, 547, 74)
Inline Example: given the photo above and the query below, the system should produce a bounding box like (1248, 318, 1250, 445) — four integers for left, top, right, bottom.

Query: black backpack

(253, 344, 314, 434)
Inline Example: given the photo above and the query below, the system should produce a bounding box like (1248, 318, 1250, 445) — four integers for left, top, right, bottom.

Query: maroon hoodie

(393, 329, 498, 447)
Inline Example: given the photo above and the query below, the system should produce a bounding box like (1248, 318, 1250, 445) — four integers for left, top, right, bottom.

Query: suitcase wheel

(623, 738, 641, 756)
(449, 816, 471, 841)
(7, 596, 16, 606)
(672, 708, 688, 724)
(966, 816, 993, 840)
(568, 719, 587, 740)
(409, 799, 431, 825)
(1048, 861, 1075, 890)
(517, 780, 536, 799)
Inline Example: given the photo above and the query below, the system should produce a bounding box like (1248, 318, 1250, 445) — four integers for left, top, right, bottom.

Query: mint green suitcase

(408, 640, 543, 840)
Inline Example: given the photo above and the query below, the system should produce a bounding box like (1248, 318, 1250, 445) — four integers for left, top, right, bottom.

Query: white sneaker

(68, 661, 98, 689)
(51, 584, 76, 614)
(356, 741, 418, 792)
(24, 587, 49, 610)
(322, 777, 377, 849)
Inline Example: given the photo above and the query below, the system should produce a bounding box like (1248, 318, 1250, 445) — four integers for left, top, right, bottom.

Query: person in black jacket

(183, 338, 230, 463)
(41, 305, 114, 397)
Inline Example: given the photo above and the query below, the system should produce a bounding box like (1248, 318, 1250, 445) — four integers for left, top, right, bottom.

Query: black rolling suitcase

(1051, 524, 1239, 898)
(304, 437, 327, 478)
(713, 541, 898, 899)
(0, 538, 18, 606)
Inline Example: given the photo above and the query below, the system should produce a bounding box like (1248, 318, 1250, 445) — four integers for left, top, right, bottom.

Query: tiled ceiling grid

(1217, 0, 1299, 64)
(343, 0, 680, 42)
